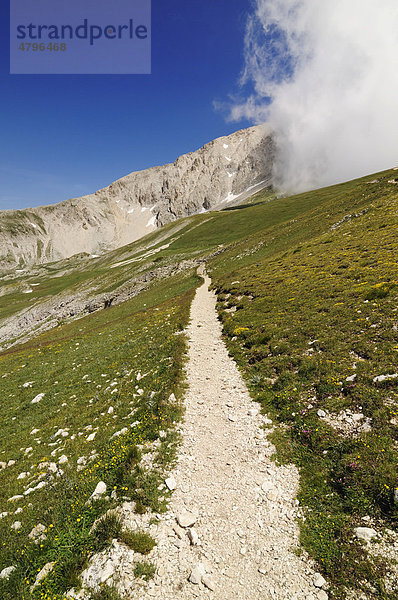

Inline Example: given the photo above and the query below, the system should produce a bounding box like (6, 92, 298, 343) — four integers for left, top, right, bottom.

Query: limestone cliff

(0, 125, 273, 269)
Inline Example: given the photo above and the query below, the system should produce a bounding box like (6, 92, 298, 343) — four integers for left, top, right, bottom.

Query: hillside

(0, 167, 397, 600)
(0, 125, 273, 270)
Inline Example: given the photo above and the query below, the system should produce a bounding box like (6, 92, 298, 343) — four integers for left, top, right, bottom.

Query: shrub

(120, 530, 156, 555)
(91, 585, 123, 600)
(92, 513, 122, 551)
(133, 561, 155, 581)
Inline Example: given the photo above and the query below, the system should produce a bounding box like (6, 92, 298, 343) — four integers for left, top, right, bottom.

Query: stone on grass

(8, 495, 23, 503)
(29, 523, 47, 542)
(317, 409, 326, 418)
(0, 566, 16, 579)
(90, 481, 107, 501)
(354, 527, 377, 542)
(31, 562, 55, 590)
(346, 374, 357, 382)
(31, 393, 45, 404)
(58, 455, 68, 465)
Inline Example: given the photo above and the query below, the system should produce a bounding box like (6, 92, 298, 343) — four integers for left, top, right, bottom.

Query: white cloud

(232, 0, 398, 192)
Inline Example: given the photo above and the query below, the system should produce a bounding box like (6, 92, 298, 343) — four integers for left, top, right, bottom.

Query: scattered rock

(317, 409, 326, 418)
(187, 528, 199, 546)
(31, 393, 45, 404)
(314, 573, 327, 588)
(354, 527, 378, 542)
(202, 574, 216, 591)
(261, 480, 273, 492)
(346, 374, 357, 382)
(373, 373, 398, 383)
(31, 562, 55, 590)
(90, 481, 107, 502)
(11, 521, 22, 530)
(0, 566, 16, 580)
(165, 476, 177, 491)
(29, 523, 47, 542)
(8, 495, 23, 503)
(177, 510, 196, 528)
(189, 563, 206, 585)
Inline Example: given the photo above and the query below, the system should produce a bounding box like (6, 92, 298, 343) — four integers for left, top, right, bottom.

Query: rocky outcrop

(0, 126, 273, 269)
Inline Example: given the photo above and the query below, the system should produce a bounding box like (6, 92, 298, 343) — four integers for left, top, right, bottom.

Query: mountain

(0, 125, 273, 270)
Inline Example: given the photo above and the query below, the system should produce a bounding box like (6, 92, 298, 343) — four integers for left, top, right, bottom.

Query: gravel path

(138, 274, 328, 600)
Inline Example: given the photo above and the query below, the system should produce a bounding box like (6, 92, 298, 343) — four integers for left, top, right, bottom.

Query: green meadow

(0, 167, 397, 599)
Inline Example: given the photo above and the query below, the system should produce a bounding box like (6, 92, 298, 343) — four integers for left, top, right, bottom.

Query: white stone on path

(189, 563, 206, 585)
(165, 476, 177, 491)
(177, 511, 196, 528)
(313, 573, 327, 588)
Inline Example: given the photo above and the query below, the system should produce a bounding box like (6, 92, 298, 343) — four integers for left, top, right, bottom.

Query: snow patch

(225, 156, 232, 162)
(224, 192, 240, 204)
(146, 215, 157, 228)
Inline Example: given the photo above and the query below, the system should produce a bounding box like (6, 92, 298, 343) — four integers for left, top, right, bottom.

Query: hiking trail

(137, 273, 326, 600)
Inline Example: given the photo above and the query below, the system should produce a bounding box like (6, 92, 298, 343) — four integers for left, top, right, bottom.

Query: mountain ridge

(0, 125, 273, 270)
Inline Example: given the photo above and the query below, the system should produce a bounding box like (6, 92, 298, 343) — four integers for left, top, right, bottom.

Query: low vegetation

(210, 170, 398, 599)
(0, 272, 198, 599)
(0, 167, 397, 599)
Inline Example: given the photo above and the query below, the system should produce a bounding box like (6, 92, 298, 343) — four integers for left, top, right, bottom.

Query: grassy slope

(208, 170, 398, 599)
(0, 272, 199, 599)
(0, 168, 397, 598)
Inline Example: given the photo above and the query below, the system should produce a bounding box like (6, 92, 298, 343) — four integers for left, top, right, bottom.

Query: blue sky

(0, 0, 254, 210)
